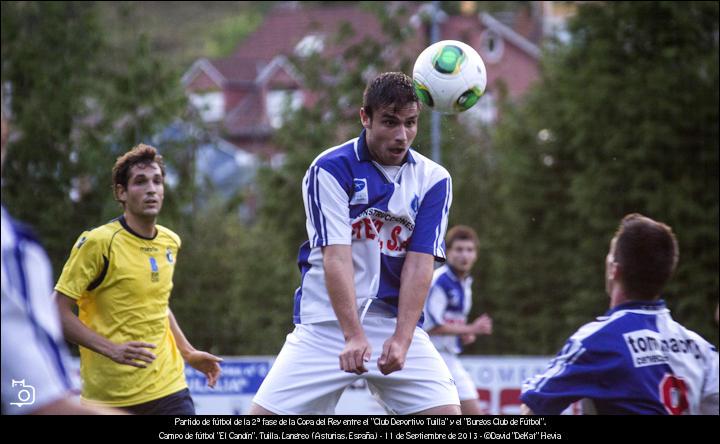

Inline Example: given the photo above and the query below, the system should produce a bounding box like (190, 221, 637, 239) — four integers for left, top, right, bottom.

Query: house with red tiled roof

(183, 3, 387, 159)
(182, 2, 568, 160)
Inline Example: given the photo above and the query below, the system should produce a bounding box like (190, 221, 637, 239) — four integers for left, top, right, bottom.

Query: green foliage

(96, 1, 272, 69)
(169, 203, 298, 355)
(246, 1, 719, 355)
(484, 1, 719, 353)
(2, 1, 188, 273)
(2, 1, 108, 270)
(205, 13, 264, 59)
(3, 1, 716, 358)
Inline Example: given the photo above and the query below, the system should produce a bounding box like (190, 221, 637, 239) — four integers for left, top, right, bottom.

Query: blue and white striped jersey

(1, 206, 73, 414)
(521, 300, 719, 415)
(293, 129, 452, 325)
(423, 264, 473, 354)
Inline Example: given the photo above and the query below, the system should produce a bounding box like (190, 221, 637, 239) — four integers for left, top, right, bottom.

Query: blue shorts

(123, 388, 195, 415)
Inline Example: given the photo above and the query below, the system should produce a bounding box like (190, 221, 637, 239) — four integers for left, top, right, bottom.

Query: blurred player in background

(249, 72, 460, 415)
(521, 214, 719, 415)
(424, 225, 492, 414)
(53, 144, 221, 414)
(1, 99, 114, 414)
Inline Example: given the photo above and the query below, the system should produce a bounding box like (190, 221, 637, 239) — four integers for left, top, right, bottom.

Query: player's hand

(472, 314, 493, 335)
(185, 350, 223, 388)
(340, 334, 372, 375)
(109, 341, 157, 368)
(461, 333, 477, 345)
(378, 335, 411, 375)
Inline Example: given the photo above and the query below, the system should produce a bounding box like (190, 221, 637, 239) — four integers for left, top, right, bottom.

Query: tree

(484, 1, 719, 353)
(2, 1, 105, 271)
(2, 1, 188, 274)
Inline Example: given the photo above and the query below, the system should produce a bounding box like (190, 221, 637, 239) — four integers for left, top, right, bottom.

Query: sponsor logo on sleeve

(350, 178, 368, 205)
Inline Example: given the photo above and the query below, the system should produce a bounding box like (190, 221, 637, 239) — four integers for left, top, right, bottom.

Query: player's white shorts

(252, 313, 460, 415)
(439, 352, 478, 401)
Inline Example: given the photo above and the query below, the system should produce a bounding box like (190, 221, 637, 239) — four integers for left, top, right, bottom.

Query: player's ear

(608, 261, 620, 282)
(115, 184, 127, 205)
(360, 108, 371, 129)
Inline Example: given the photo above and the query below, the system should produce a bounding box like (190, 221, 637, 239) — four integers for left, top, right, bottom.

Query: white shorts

(253, 315, 460, 415)
(439, 352, 478, 401)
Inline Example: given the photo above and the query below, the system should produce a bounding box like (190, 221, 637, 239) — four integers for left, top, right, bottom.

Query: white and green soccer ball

(412, 40, 487, 114)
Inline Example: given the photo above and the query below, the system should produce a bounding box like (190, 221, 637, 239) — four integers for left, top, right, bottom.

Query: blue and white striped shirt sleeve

(303, 165, 351, 248)
(408, 176, 452, 260)
(1, 215, 73, 414)
(520, 338, 594, 415)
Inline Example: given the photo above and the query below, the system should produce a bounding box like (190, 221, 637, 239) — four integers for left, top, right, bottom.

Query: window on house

(480, 30, 504, 63)
(266, 89, 303, 129)
(189, 91, 224, 122)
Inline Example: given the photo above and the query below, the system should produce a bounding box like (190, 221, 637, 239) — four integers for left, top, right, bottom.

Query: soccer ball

(412, 40, 487, 114)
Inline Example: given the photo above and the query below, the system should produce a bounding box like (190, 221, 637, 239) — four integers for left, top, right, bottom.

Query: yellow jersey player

(53, 144, 221, 414)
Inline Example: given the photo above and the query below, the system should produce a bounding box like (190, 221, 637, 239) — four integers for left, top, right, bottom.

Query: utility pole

(430, 1, 442, 163)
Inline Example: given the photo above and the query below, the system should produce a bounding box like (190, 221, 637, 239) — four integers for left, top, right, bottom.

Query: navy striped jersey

(294, 129, 452, 324)
(1, 206, 73, 414)
(423, 264, 473, 354)
(521, 300, 719, 415)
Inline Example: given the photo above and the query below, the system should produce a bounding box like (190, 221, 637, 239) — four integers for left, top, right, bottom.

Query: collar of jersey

(118, 215, 158, 240)
(445, 264, 472, 284)
(605, 299, 667, 316)
(356, 128, 416, 165)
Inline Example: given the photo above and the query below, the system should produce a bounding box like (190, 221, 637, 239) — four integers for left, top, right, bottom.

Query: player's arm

(323, 244, 371, 375)
(378, 251, 434, 375)
(429, 314, 492, 336)
(429, 323, 477, 335)
(55, 291, 157, 368)
(699, 346, 719, 414)
(425, 284, 491, 336)
(168, 309, 222, 388)
(520, 337, 599, 414)
(303, 163, 368, 374)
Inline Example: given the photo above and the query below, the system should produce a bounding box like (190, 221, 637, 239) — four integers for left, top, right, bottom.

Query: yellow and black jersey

(55, 215, 186, 407)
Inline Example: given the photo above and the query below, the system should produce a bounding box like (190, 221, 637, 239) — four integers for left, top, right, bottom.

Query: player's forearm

(55, 291, 117, 358)
(429, 323, 475, 336)
(323, 245, 364, 340)
(396, 252, 434, 342)
(169, 309, 196, 357)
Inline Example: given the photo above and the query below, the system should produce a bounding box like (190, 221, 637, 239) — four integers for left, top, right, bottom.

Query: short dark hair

(111, 144, 165, 202)
(613, 213, 679, 299)
(446, 225, 479, 250)
(362, 72, 419, 119)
